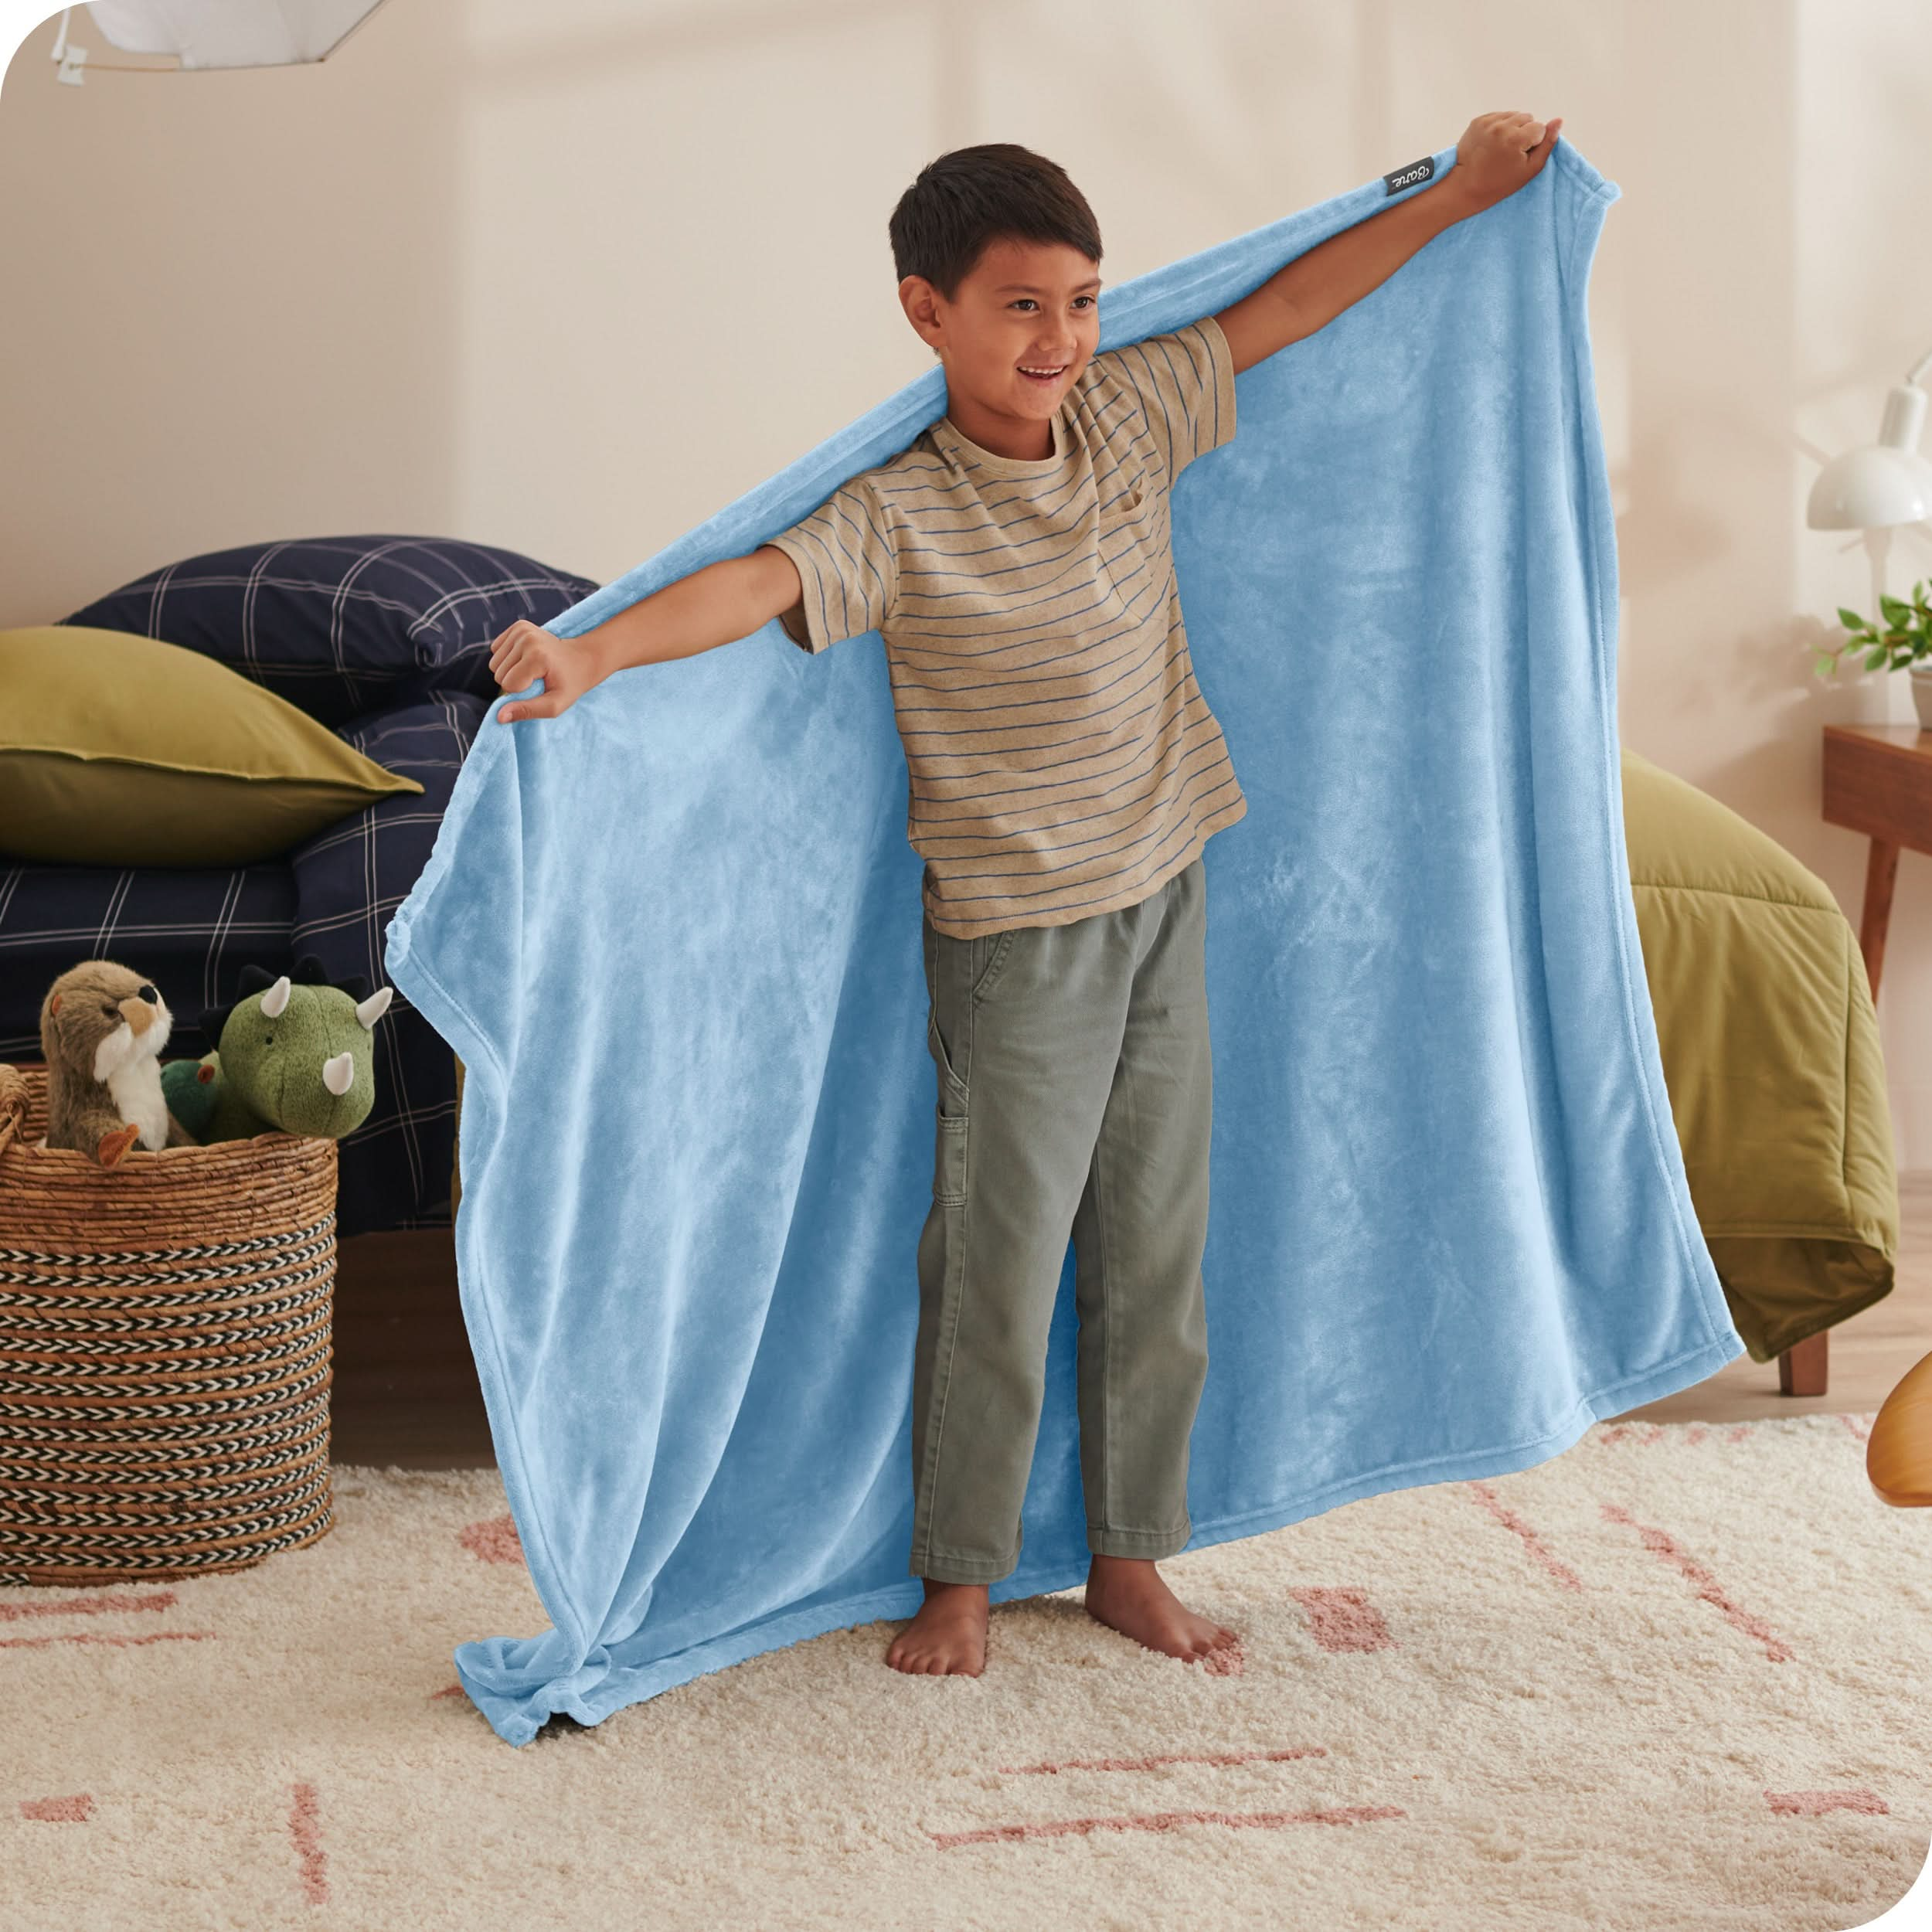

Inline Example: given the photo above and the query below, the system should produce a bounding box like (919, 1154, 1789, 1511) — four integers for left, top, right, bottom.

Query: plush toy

(160, 955, 394, 1143)
(38, 958, 199, 1168)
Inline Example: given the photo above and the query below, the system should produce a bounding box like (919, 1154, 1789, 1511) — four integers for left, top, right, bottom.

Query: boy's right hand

(488, 619, 607, 723)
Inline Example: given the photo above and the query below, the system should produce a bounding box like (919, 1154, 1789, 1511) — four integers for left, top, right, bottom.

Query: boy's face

(900, 236, 1102, 434)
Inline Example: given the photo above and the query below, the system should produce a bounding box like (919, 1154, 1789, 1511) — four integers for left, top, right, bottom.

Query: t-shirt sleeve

(1094, 315, 1238, 483)
(764, 473, 900, 655)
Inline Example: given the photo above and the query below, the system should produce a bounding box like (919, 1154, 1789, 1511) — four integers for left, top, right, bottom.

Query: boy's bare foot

(1084, 1555, 1238, 1663)
(885, 1580, 988, 1675)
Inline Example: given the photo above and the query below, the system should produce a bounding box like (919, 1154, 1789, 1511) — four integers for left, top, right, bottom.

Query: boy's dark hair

(888, 143, 1103, 300)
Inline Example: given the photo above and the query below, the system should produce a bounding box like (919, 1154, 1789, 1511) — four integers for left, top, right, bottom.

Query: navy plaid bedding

(0, 693, 488, 1237)
(62, 535, 597, 729)
(5, 534, 601, 1235)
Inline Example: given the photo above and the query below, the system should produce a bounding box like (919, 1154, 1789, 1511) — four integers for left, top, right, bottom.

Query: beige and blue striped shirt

(768, 314, 1247, 940)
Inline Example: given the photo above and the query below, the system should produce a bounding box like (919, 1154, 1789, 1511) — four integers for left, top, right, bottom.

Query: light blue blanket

(383, 136, 1745, 1748)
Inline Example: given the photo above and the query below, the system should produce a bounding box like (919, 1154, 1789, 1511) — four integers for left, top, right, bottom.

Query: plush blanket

(383, 136, 1747, 1747)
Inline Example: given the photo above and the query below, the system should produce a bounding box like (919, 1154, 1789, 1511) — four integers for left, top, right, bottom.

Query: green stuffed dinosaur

(161, 955, 394, 1143)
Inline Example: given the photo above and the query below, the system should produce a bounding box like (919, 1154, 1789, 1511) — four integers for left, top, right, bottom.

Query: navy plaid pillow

(60, 535, 600, 727)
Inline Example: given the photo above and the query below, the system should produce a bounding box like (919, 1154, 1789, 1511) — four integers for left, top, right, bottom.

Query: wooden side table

(1822, 723, 1932, 1000)
(1809, 723, 1924, 1397)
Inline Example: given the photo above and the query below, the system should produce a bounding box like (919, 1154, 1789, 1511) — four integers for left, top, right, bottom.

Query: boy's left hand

(1451, 111, 1563, 210)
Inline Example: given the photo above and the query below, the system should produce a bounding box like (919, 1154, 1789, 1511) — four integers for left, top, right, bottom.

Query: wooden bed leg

(1859, 837, 1898, 1002)
(1779, 1330, 1828, 1397)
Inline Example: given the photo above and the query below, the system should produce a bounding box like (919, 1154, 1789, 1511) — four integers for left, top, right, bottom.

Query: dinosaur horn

(355, 985, 393, 1029)
(260, 975, 292, 1019)
(321, 1051, 355, 1097)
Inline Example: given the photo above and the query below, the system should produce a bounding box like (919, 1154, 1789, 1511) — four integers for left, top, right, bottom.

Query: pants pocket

(927, 1009, 969, 1118)
(924, 916, 973, 1118)
(970, 928, 1017, 1002)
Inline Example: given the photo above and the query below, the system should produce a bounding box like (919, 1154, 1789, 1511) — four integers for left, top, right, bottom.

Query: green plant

(1814, 578, 1932, 679)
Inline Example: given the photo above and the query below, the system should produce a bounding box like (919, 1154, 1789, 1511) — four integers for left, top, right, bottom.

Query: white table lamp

(1808, 346, 1932, 531)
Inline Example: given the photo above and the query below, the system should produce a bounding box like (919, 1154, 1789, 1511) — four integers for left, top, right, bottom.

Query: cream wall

(5, 0, 1932, 1158)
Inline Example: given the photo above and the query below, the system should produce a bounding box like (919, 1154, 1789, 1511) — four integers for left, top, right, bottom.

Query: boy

(487, 111, 1560, 1678)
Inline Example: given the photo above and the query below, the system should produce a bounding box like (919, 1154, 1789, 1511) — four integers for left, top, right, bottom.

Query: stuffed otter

(39, 958, 198, 1168)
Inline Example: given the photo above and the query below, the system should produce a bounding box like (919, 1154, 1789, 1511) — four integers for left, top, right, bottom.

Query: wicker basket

(0, 1061, 337, 1585)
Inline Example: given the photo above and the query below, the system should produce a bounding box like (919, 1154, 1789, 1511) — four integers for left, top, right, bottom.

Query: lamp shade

(1808, 446, 1932, 530)
(1808, 379, 1932, 530)
(84, 0, 388, 69)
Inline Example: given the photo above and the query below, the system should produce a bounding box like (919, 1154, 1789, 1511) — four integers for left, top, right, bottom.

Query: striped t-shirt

(767, 313, 1247, 940)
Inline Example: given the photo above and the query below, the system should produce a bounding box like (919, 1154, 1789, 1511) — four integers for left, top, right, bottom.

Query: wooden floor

(328, 1179, 1932, 1470)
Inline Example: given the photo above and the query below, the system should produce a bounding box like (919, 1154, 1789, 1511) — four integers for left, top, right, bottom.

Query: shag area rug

(3, 1414, 1928, 1932)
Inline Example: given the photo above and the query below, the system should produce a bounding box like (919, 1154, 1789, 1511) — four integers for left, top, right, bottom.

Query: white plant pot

(1911, 666, 1932, 731)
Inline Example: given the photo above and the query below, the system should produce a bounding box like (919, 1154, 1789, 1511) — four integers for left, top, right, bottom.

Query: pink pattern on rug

(1288, 1587, 1394, 1651)
(0, 1589, 176, 1622)
(1000, 1745, 1326, 1776)
(1589, 1422, 1809, 1448)
(1600, 1502, 1795, 1661)
(1594, 1422, 1669, 1447)
(289, 1781, 328, 1903)
(1766, 1787, 1888, 1816)
(1596, 1420, 1780, 1447)
(1201, 1638, 1245, 1677)
(0, 1629, 214, 1651)
(1840, 1413, 1874, 1445)
(1464, 1481, 1586, 1590)
(460, 1514, 526, 1565)
(930, 1803, 1404, 1849)
(19, 1794, 93, 1821)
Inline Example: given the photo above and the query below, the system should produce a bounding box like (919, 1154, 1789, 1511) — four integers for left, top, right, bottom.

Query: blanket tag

(1383, 155, 1435, 195)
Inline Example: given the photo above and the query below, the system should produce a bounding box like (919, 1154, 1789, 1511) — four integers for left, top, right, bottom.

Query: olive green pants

(913, 856, 1213, 1584)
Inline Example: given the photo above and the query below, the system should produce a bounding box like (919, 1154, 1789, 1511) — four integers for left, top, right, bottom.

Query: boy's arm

(1212, 111, 1562, 376)
(493, 468, 896, 720)
(491, 546, 802, 722)
(587, 547, 803, 675)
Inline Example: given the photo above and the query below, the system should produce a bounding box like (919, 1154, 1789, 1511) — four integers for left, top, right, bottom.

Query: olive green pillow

(0, 624, 425, 867)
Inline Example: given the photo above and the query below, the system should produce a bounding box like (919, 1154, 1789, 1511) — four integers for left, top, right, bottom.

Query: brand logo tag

(1383, 155, 1435, 195)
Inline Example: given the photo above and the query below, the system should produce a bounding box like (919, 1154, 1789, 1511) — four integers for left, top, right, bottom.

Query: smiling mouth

(1018, 362, 1068, 386)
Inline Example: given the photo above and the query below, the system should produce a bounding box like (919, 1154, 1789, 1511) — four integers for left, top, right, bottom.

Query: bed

(1621, 744, 1898, 1372)
(7, 532, 1895, 1369)
(0, 536, 597, 1240)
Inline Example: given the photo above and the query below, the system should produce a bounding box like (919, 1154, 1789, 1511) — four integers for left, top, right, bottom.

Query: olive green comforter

(448, 747, 1901, 1364)
(1623, 744, 1898, 1361)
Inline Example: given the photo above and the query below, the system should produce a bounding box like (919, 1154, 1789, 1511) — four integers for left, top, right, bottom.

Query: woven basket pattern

(0, 1062, 337, 1585)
